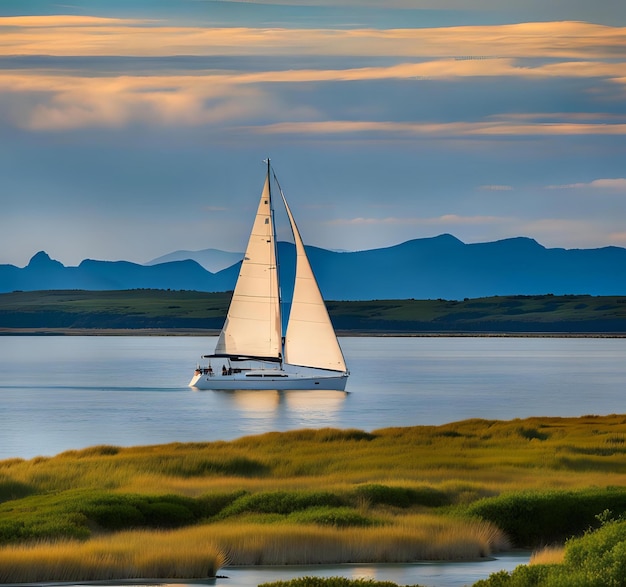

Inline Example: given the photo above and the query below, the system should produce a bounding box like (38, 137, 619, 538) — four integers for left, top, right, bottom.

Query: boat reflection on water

(283, 389, 348, 423)
(220, 389, 283, 413)
(195, 388, 348, 429)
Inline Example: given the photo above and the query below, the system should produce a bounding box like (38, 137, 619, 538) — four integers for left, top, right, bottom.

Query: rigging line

(271, 166, 292, 346)
(273, 169, 300, 257)
(267, 161, 284, 364)
(272, 169, 285, 201)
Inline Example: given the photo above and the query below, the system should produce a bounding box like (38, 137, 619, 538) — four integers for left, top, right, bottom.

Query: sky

(1, 0, 626, 267)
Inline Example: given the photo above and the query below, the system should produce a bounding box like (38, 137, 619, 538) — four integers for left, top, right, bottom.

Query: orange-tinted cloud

(2, 66, 626, 135)
(251, 120, 626, 137)
(1, 17, 625, 59)
(608, 232, 626, 243)
(0, 15, 146, 26)
(0, 72, 271, 129)
(2, 16, 626, 133)
(547, 178, 626, 190)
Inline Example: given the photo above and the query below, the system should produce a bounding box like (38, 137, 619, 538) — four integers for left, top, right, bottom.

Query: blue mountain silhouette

(1, 234, 625, 299)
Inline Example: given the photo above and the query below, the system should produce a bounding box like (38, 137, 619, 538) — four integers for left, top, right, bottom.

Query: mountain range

(2, 234, 625, 300)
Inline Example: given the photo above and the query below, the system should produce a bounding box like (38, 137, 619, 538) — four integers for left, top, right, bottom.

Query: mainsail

(215, 172, 282, 360)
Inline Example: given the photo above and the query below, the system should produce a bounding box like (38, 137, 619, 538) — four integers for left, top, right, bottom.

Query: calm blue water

(116, 553, 532, 587)
(1, 335, 623, 586)
(1, 335, 625, 461)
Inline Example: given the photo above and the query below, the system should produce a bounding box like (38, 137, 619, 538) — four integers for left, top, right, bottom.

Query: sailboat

(188, 160, 349, 391)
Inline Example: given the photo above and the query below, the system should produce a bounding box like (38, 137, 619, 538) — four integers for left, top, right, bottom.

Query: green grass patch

(219, 490, 345, 517)
(475, 519, 626, 587)
(0, 489, 248, 543)
(288, 506, 377, 527)
(157, 455, 270, 477)
(77, 493, 200, 529)
(467, 488, 626, 547)
(354, 484, 450, 508)
(0, 478, 36, 503)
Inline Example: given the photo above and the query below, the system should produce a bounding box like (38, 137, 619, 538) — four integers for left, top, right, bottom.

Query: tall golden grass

(529, 545, 565, 565)
(0, 526, 226, 583)
(0, 516, 506, 582)
(207, 514, 509, 565)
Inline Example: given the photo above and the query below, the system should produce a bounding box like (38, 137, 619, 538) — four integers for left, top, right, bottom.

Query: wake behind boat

(189, 160, 349, 391)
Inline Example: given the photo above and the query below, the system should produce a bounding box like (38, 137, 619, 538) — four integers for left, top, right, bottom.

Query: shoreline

(1, 327, 625, 338)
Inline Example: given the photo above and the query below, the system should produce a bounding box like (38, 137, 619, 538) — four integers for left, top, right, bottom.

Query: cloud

(2, 16, 626, 135)
(0, 15, 147, 27)
(1, 16, 625, 60)
(3, 65, 626, 135)
(0, 72, 273, 130)
(323, 214, 626, 252)
(517, 218, 619, 249)
(608, 232, 626, 244)
(546, 178, 626, 190)
(2, 13, 626, 134)
(251, 120, 626, 138)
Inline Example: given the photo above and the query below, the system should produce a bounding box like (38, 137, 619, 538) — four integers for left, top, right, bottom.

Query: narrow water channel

(59, 552, 529, 587)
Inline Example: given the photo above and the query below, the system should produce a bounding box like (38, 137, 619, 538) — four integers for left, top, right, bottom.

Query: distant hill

(1, 290, 625, 333)
(306, 234, 626, 300)
(146, 248, 243, 272)
(0, 252, 240, 293)
(2, 234, 626, 299)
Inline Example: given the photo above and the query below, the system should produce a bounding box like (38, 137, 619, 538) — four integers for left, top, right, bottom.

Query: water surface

(1, 335, 624, 460)
(155, 552, 530, 587)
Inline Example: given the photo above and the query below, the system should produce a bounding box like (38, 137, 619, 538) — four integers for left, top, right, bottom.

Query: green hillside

(1, 290, 626, 333)
(327, 294, 626, 333)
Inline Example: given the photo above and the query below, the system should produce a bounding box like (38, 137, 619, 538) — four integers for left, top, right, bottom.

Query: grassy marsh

(2, 415, 626, 582)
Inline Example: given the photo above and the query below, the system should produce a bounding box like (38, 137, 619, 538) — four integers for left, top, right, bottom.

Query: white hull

(189, 368, 348, 391)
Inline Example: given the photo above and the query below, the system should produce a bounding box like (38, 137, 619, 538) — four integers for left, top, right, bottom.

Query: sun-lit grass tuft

(206, 514, 509, 565)
(0, 526, 226, 583)
(529, 545, 565, 565)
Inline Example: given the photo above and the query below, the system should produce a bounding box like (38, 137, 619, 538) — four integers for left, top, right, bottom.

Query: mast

(267, 158, 284, 367)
